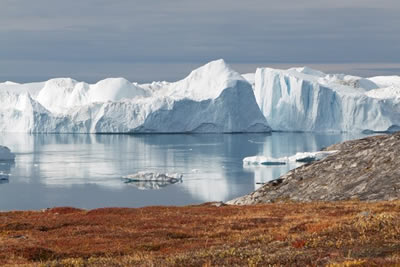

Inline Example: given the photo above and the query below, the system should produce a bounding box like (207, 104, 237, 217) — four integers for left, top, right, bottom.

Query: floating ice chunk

(288, 151, 338, 163)
(122, 172, 183, 190)
(243, 156, 286, 166)
(0, 146, 15, 161)
(243, 151, 338, 166)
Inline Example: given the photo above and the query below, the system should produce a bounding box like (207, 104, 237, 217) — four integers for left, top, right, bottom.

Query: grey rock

(228, 132, 400, 205)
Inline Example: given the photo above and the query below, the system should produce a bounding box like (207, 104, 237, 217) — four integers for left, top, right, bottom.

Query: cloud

(0, 0, 399, 81)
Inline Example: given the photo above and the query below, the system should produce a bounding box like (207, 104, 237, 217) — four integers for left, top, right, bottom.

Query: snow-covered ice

(0, 146, 16, 161)
(0, 60, 271, 133)
(243, 151, 338, 166)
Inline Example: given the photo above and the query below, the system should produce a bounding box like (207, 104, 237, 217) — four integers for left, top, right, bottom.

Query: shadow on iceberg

(131, 80, 271, 133)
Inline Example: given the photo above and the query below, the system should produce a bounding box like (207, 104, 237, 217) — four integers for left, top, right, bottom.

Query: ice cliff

(0, 60, 270, 133)
(253, 67, 400, 132)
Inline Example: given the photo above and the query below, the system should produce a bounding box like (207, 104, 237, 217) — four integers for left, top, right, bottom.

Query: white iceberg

(253, 66, 400, 132)
(243, 151, 338, 166)
(122, 172, 183, 190)
(3, 60, 400, 133)
(0, 60, 271, 133)
(0, 146, 16, 161)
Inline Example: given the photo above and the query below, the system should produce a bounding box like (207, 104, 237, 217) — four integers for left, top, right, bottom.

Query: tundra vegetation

(0, 201, 399, 266)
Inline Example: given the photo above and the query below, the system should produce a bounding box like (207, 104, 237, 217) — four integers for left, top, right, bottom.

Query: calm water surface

(0, 133, 368, 210)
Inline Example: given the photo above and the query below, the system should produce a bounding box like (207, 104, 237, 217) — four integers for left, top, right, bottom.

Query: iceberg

(243, 151, 338, 166)
(253, 67, 400, 132)
(0, 146, 15, 161)
(3, 59, 400, 134)
(122, 172, 183, 190)
(242, 73, 255, 89)
(0, 60, 271, 133)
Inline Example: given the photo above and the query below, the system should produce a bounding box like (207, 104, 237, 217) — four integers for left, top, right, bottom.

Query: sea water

(0, 132, 368, 210)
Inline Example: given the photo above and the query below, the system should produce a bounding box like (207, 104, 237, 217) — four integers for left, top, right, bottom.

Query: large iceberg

(253, 67, 400, 132)
(0, 60, 271, 133)
(2, 60, 400, 133)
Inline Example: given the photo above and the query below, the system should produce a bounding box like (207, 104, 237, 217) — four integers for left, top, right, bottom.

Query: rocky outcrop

(228, 132, 400, 204)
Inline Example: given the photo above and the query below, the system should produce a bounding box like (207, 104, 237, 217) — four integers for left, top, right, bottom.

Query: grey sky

(1, 0, 400, 82)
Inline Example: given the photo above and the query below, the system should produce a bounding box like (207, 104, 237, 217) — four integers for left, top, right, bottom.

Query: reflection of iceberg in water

(124, 180, 183, 190)
(0, 132, 372, 206)
(0, 162, 14, 185)
(128, 134, 258, 202)
(138, 135, 227, 201)
(180, 176, 232, 203)
(0, 133, 246, 202)
(0, 134, 155, 188)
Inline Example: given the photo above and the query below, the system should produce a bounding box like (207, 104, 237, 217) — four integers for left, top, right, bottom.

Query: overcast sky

(1, 0, 400, 82)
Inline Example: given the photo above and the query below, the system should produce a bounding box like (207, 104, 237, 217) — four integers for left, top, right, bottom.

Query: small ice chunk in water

(122, 172, 183, 190)
(123, 172, 183, 183)
(243, 151, 338, 166)
(243, 156, 287, 165)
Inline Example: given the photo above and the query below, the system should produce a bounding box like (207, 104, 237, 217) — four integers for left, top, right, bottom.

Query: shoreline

(230, 132, 400, 204)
